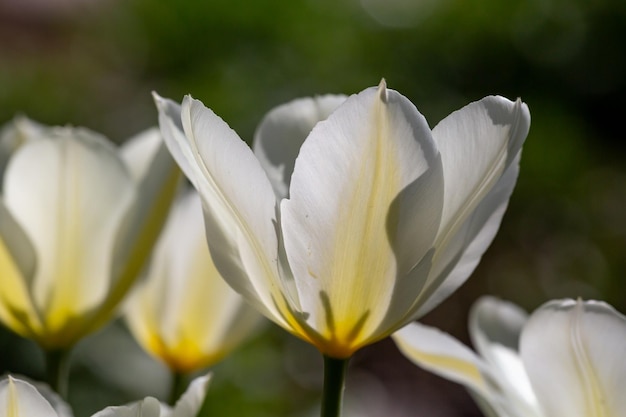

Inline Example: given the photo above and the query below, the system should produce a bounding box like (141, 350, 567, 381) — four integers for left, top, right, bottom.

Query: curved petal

(126, 191, 261, 372)
(281, 81, 443, 357)
(392, 322, 492, 402)
(469, 297, 541, 417)
(0, 201, 40, 338)
(253, 94, 347, 199)
(170, 373, 211, 417)
(0, 116, 45, 184)
(155, 94, 302, 334)
(0, 376, 59, 417)
(521, 299, 626, 417)
(3, 129, 135, 346)
(93, 128, 181, 336)
(92, 397, 163, 417)
(411, 96, 530, 317)
(435, 96, 529, 240)
(469, 296, 528, 358)
(120, 128, 163, 182)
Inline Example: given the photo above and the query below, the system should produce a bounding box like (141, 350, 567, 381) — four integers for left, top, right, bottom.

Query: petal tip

(377, 78, 388, 103)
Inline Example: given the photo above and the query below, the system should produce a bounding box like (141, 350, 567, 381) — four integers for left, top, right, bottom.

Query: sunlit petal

(91, 397, 163, 417)
(0, 376, 59, 417)
(178, 96, 302, 331)
(521, 299, 626, 417)
(393, 322, 491, 400)
(470, 297, 541, 417)
(169, 374, 211, 417)
(2, 128, 134, 344)
(281, 81, 443, 356)
(412, 97, 530, 317)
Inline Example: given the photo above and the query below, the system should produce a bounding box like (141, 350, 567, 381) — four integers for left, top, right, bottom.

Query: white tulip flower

(393, 297, 626, 417)
(125, 189, 262, 373)
(0, 118, 180, 349)
(0, 374, 209, 417)
(93, 374, 210, 417)
(154, 81, 530, 358)
(0, 375, 74, 417)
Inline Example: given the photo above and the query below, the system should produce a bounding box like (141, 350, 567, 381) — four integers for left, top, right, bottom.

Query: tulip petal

(253, 95, 347, 199)
(126, 191, 260, 372)
(2, 129, 135, 343)
(435, 96, 529, 237)
(392, 322, 492, 401)
(412, 97, 530, 317)
(120, 128, 163, 183)
(521, 299, 626, 417)
(0, 201, 40, 337)
(281, 82, 444, 356)
(156, 94, 300, 332)
(96, 129, 180, 336)
(469, 296, 527, 358)
(470, 297, 541, 417)
(170, 374, 211, 417)
(91, 397, 163, 417)
(0, 116, 45, 183)
(0, 377, 59, 417)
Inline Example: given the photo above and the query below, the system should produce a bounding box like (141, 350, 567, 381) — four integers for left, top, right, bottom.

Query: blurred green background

(1, 0, 625, 416)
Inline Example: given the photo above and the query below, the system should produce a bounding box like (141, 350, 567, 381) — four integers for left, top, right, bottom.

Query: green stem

(321, 355, 349, 417)
(44, 349, 71, 399)
(168, 371, 187, 405)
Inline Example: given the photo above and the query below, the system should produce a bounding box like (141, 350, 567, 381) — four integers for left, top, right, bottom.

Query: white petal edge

(410, 97, 530, 317)
(91, 397, 163, 417)
(392, 322, 492, 401)
(0, 376, 59, 417)
(521, 299, 626, 417)
(252, 94, 347, 199)
(156, 93, 301, 333)
(170, 373, 211, 417)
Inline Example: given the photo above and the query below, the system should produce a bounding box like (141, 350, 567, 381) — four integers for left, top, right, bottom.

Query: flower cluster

(0, 80, 623, 417)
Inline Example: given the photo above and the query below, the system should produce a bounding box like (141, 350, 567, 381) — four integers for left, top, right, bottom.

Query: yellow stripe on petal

(0, 239, 40, 339)
(282, 81, 439, 357)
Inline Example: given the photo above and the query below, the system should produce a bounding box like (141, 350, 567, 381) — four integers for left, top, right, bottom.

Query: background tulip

(0, 118, 180, 396)
(0, 119, 179, 349)
(0, 376, 61, 417)
(125, 189, 262, 375)
(155, 81, 530, 359)
(393, 297, 626, 417)
(92, 374, 210, 417)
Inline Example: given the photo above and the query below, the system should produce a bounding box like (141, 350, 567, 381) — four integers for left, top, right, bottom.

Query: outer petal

(0, 116, 45, 184)
(126, 191, 261, 373)
(91, 397, 162, 417)
(0, 201, 39, 338)
(392, 322, 492, 402)
(92, 128, 181, 336)
(155, 94, 302, 334)
(253, 94, 347, 199)
(470, 297, 542, 417)
(169, 374, 211, 417)
(521, 299, 626, 417)
(281, 81, 444, 357)
(412, 97, 530, 317)
(120, 128, 163, 183)
(2, 128, 135, 347)
(0, 376, 59, 417)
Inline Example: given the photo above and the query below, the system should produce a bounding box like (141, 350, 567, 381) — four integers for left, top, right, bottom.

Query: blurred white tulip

(0, 118, 180, 349)
(125, 189, 262, 373)
(393, 297, 626, 417)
